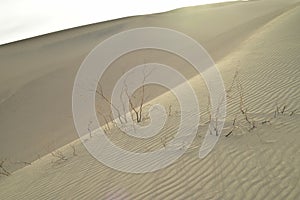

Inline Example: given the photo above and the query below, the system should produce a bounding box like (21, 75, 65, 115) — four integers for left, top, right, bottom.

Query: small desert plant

(205, 96, 212, 125)
(96, 67, 153, 126)
(97, 112, 111, 133)
(261, 120, 271, 125)
(70, 145, 77, 156)
(248, 120, 257, 132)
(51, 150, 67, 161)
(96, 84, 126, 124)
(168, 105, 172, 117)
(274, 105, 288, 118)
(225, 69, 297, 137)
(280, 105, 286, 114)
(14, 160, 31, 166)
(88, 120, 93, 138)
(161, 137, 167, 148)
(225, 70, 259, 136)
(290, 109, 297, 116)
(124, 85, 143, 123)
(226, 69, 239, 97)
(209, 96, 226, 136)
(225, 117, 237, 137)
(124, 67, 152, 123)
(0, 159, 10, 176)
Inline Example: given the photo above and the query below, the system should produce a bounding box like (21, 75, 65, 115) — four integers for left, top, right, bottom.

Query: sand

(0, 0, 300, 199)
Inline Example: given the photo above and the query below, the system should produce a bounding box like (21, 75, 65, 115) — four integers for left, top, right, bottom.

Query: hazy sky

(0, 0, 237, 45)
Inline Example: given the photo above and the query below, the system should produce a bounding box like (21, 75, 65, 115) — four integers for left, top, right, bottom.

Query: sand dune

(1, 0, 300, 199)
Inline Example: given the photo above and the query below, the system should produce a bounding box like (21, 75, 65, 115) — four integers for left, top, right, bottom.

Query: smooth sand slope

(1, 0, 300, 199)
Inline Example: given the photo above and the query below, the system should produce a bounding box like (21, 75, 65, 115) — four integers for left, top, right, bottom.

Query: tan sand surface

(0, 0, 300, 199)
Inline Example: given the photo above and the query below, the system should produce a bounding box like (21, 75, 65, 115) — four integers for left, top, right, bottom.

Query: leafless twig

(168, 105, 172, 117)
(14, 160, 31, 166)
(70, 145, 77, 156)
(96, 84, 126, 124)
(249, 120, 257, 132)
(124, 67, 153, 123)
(226, 69, 239, 95)
(261, 120, 271, 125)
(51, 150, 67, 161)
(0, 159, 10, 176)
(281, 105, 286, 114)
(290, 109, 297, 116)
(225, 116, 237, 137)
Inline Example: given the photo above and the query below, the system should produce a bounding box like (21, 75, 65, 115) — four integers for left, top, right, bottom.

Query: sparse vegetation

(70, 145, 77, 156)
(207, 95, 226, 137)
(96, 84, 126, 125)
(224, 70, 259, 136)
(225, 116, 237, 137)
(96, 66, 153, 130)
(51, 150, 67, 162)
(290, 109, 297, 116)
(168, 105, 172, 117)
(0, 159, 10, 176)
(14, 160, 31, 166)
(224, 69, 297, 137)
(124, 67, 152, 123)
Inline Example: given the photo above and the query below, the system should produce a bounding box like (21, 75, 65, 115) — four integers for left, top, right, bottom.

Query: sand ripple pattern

(1, 2, 300, 200)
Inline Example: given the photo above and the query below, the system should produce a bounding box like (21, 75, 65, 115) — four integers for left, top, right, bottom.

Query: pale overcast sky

(0, 0, 237, 45)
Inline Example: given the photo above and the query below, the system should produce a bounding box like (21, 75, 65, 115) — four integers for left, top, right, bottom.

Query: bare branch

(226, 69, 239, 94)
(96, 83, 125, 124)
(225, 129, 233, 137)
(51, 150, 67, 161)
(281, 105, 286, 114)
(123, 66, 154, 123)
(168, 105, 172, 117)
(97, 111, 111, 132)
(290, 109, 297, 116)
(261, 120, 271, 125)
(14, 161, 31, 166)
(0, 159, 10, 176)
(225, 116, 237, 137)
(124, 83, 140, 123)
(88, 120, 92, 138)
(249, 120, 257, 132)
(70, 145, 77, 156)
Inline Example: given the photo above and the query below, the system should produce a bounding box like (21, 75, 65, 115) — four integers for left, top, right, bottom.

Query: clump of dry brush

(0, 159, 10, 176)
(225, 70, 258, 137)
(96, 67, 153, 135)
(223, 69, 297, 137)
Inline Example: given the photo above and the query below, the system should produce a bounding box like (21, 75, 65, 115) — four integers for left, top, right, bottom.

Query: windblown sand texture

(0, 0, 300, 199)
